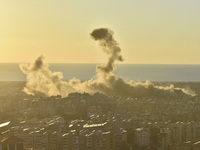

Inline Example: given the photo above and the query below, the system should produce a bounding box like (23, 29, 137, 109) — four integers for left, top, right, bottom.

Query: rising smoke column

(90, 28, 123, 74)
(20, 28, 195, 98)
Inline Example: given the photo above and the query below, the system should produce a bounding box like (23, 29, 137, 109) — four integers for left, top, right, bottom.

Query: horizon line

(1, 62, 200, 65)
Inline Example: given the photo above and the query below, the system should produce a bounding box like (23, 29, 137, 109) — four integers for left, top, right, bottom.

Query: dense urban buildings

(1, 81, 200, 150)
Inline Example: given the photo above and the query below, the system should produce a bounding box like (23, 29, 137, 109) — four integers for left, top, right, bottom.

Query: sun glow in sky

(1, 0, 200, 64)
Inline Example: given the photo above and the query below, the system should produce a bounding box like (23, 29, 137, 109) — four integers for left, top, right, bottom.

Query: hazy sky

(1, 0, 200, 64)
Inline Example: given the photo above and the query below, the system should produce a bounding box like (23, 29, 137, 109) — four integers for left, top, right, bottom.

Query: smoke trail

(90, 28, 123, 74)
(20, 28, 195, 98)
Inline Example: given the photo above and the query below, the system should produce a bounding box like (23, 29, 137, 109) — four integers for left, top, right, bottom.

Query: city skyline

(1, 1, 200, 149)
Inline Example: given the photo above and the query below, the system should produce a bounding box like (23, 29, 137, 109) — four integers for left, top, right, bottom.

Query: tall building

(61, 131, 79, 150)
(158, 128, 171, 150)
(134, 128, 150, 147)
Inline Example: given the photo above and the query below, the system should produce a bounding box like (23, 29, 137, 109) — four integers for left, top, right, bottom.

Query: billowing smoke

(91, 28, 123, 74)
(20, 28, 195, 98)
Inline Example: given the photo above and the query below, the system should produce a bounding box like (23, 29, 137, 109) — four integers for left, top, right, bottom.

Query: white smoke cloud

(20, 28, 195, 98)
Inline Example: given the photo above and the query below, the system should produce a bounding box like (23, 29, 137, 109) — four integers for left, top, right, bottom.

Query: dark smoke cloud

(91, 28, 123, 74)
(20, 28, 195, 98)
(20, 55, 44, 72)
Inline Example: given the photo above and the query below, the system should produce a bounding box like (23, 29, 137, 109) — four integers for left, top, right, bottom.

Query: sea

(0, 63, 200, 82)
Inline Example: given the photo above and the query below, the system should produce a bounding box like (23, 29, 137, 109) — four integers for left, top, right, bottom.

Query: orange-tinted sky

(1, 0, 200, 64)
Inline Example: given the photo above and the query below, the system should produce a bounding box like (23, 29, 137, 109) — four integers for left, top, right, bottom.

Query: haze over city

(1, 1, 200, 150)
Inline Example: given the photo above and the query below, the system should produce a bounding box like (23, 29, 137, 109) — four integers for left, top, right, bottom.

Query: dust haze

(20, 28, 195, 98)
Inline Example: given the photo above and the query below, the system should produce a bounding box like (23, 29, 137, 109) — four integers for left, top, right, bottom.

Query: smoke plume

(20, 28, 195, 98)
(91, 28, 123, 74)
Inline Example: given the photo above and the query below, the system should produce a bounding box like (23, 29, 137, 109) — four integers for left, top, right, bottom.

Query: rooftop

(0, 121, 10, 128)
(1, 136, 23, 145)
